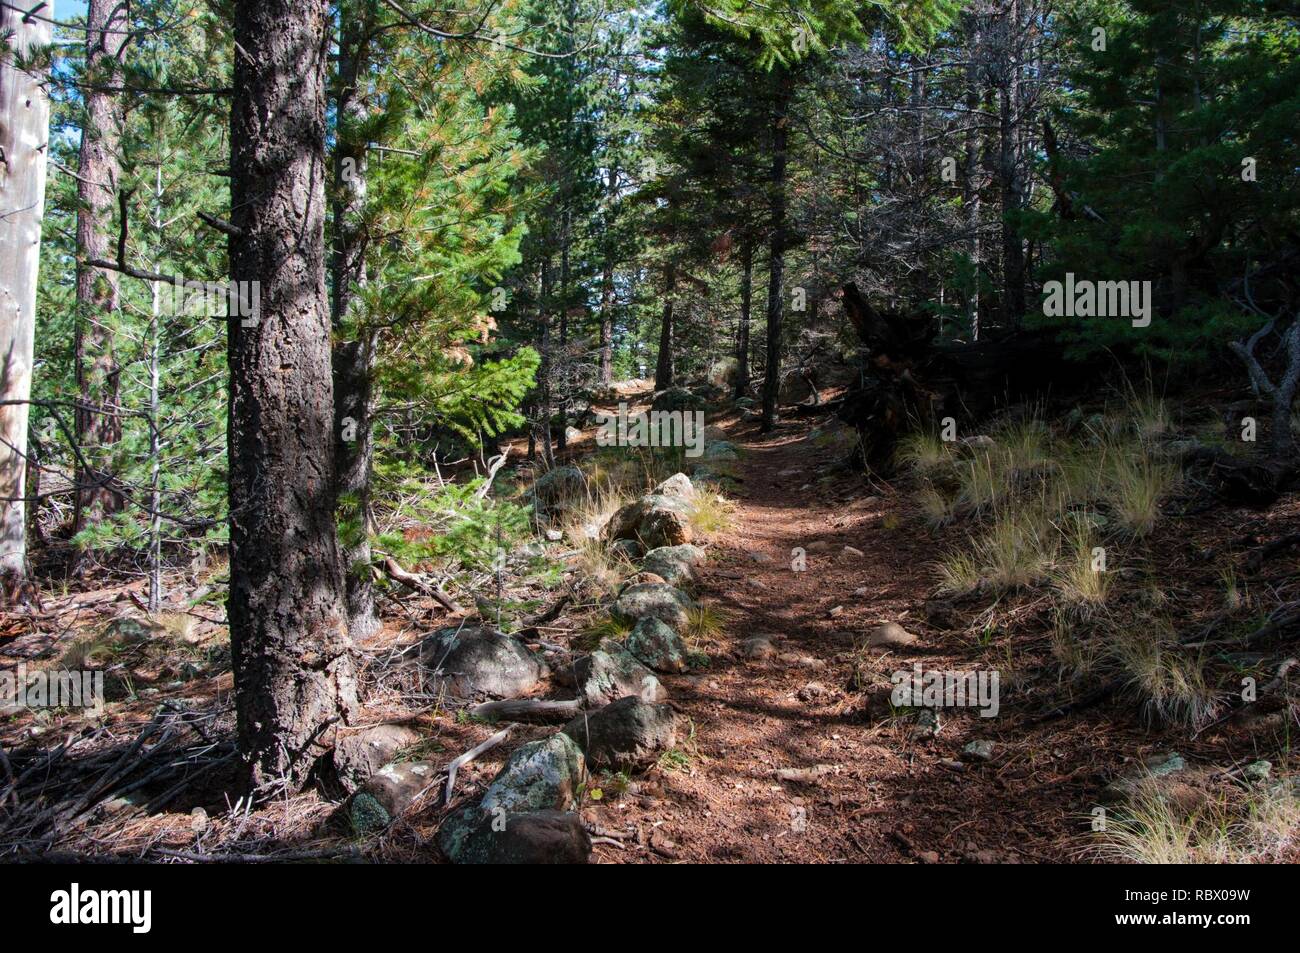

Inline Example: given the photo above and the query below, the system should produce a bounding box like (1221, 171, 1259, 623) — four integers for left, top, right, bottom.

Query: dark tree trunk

(997, 0, 1025, 330)
(229, 0, 357, 791)
(760, 70, 793, 432)
(599, 167, 617, 386)
(655, 261, 676, 389)
(537, 257, 554, 467)
(73, 0, 127, 540)
(735, 241, 752, 399)
(330, 7, 379, 639)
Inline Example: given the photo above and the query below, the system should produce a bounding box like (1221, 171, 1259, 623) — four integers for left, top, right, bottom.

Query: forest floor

(579, 403, 1100, 862)
(2, 386, 1298, 863)
(576, 390, 1300, 864)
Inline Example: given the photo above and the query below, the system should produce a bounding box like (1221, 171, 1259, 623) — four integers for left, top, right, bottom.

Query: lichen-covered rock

(604, 493, 695, 550)
(703, 440, 738, 461)
(349, 760, 437, 834)
(440, 808, 591, 864)
(572, 639, 666, 706)
(332, 723, 421, 794)
(650, 386, 703, 414)
(528, 465, 584, 515)
(653, 472, 696, 500)
(612, 583, 693, 632)
(625, 616, 689, 673)
(642, 543, 707, 586)
(480, 732, 587, 817)
(563, 696, 677, 772)
(421, 626, 548, 700)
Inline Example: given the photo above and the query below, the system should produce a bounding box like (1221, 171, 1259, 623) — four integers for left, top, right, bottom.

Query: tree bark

(734, 241, 752, 399)
(0, 3, 52, 580)
(760, 70, 793, 432)
(655, 261, 677, 389)
(229, 0, 357, 791)
(331, 5, 379, 639)
(73, 0, 128, 540)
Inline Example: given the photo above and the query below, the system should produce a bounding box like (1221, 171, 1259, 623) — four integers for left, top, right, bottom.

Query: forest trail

(598, 408, 1086, 863)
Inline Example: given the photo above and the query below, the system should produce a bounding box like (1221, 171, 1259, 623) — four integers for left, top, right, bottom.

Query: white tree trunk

(0, 4, 53, 578)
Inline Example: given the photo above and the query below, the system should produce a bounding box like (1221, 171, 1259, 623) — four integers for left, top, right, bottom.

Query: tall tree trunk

(598, 166, 617, 386)
(537, 257, 554, 467)
(734, 241, 752, 399)
(331, 6, 379, 639)
(229, 0, 357, 791)
(73, 0, 127, 542)
(964, 13, 983, 341)
(997, 0, 1025, 329)
(761, 70, 793, 433)
(557, 207, 572, 451)
(655, 261, 677, 389)
(0, 2, 52, 582)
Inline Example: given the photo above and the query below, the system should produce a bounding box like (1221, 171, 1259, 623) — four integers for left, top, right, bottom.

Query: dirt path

(596, 410, 1091, 864)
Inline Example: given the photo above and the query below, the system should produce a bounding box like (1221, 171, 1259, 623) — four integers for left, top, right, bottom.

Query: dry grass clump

(1092, 780, 1300, 864)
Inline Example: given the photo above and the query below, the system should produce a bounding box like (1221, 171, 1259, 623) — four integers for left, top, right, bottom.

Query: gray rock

(625, 616, 690, 673)
(604, 493, 695, 550)
(439, 807, 591, 864)
(332, 723, 421, 794)
(529, 465, 584, 515)
(1102, 751, 1187, 802)
(572, 639, 666, 706)
(563, 696, 677, 771)
(612, 583, 693, 631)
(962, 740, 996, 763)
(422, 626, 548, 700)
(703, 441, 739, 461)
(642, 543, 707, 585)
(479, 733, 587, 818)
(653, 472, 696, 500)
(739, 636, 776, 660)
(1243, 760, 1272, 783)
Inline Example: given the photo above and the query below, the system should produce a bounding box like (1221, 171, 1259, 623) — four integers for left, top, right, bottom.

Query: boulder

(739, 636, 777, 660)
(650, 387, 703, 414)
(563, 697, 677, 772)
(572, 639, 666, 706)
(703, 440, 739, 461)
(422, 626, 548, 700)
(479, 732, 587, 817)
(349, 760, 437, 834)
(708, 357, 739, 390)
(613, 584, 694, 632)
(604, 493, 695, 550)
(642, 543, 707, 586)
(440, 808, 591, 864)
(653, 472, 696, 500)
(779, 370, 815, 405)
(609, 538, 643, 561)
(528, 465, 584, 515)
(333, 723, 421, 794)
(625, 616, 689, 673)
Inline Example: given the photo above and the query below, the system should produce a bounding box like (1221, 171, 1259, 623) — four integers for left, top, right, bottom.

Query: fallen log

(468, 698, 582, 723)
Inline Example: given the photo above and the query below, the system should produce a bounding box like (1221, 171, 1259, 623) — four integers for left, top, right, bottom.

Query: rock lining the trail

(625, 616, 690, 673)
(562, 696, 677, 771)
(421, 626, 549, 700)
(612, 582, 694, 631)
